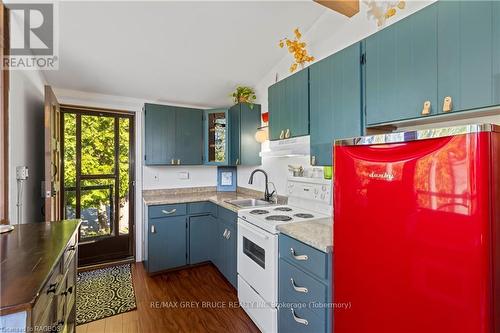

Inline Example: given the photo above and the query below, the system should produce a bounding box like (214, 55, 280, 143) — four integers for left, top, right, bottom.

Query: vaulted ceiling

(44, 1, 332, 107)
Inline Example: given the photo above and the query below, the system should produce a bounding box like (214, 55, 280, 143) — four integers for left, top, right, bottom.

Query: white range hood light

(260, 135, 310, 158)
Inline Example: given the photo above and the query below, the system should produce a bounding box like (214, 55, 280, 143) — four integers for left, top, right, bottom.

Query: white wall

(8, 70, 47, 224)
(238, 0, 437, 195)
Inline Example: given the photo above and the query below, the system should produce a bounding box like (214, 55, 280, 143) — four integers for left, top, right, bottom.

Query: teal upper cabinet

(144, 103, 203, 165)
(365, 3, 438, 125)
(144, 104, 176, 165)
(268, 69, 309, 140)
(228, 103, 261, 166)
(309, 42, 362, 166)
(495, 1, 500, 105)
(204, 108, 229, 165)
(437, 1, 498, 113)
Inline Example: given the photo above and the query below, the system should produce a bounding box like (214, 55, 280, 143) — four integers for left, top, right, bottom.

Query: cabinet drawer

(188, 202, 217, 216)
(218, 206, 236, 223)
(279, 259, 327, 307)
(279, 235, 327, 279)
(278, 305, 325, 333)
(149, 203, 186, 219)
(63, 232, 77, 270)
(32, 261, 62, 325)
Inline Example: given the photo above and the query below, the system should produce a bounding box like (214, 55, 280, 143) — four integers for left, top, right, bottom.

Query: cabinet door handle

(161, 209, 176, 215)
(236, 158, 239, 165)
(279, 130, 285, 140)
(226, 230, 231, 240)
(290, 248, 308, 261)
(285, 128, 291, 139)
(47, 282, 57, 295)
(442, 96, 452, 112)
(311, 155, 316, 166)
(177, 159, 181, 165)
(421, 100, 431, 115)
(151, 225, 156, 234)
(290, 278, 308, 293)
(291, 308, 308, 326)
(223, 228, 228, 238)
(171, 159, 175, 164)
(67, 245, 76, 252)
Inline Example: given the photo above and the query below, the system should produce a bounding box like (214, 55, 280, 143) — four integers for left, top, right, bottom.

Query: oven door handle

(238, 221, 269, 240)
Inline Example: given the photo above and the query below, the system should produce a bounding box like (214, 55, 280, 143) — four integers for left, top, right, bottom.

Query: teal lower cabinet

(189, 214, 217, 265)
(278, 234, 332, 333)
(146, 215, 188, 273)
(145, 202, 238, 288)
(216, 206, 238, 288)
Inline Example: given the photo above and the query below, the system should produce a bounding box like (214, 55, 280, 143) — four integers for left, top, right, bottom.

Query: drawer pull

(67, 286, 73, 295)
(291, 308, 308, 326)
(290, 248, 308, 261)
(290, 278, 308, 293)
(47, 282, 57, 295)
(161, 209, 177, 215)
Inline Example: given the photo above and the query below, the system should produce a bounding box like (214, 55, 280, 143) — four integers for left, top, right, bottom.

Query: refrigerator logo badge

(368, 171, 395, 181)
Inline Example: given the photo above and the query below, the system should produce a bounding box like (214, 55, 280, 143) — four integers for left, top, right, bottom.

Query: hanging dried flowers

(366, 1, 406, 27)
(279, 28, 315, 73)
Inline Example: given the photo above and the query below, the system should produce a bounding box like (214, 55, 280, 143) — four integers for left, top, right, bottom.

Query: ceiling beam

(314, 0, 359, 17)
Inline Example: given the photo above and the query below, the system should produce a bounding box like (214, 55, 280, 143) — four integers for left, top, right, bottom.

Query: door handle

(442, 96, 452, 112)
(177, 159, 181, 164)
(421, 100, 431, 115)
(285, 128, 290, 139)
(290, 248, 308, 261)
(279, 130, 285, 140)
(236, 158, 240, 165)
(290, 278, 308, 293)
(171, 159, 175, 165)
(151, 225, 156, 234)
(226, 230, 231, 240)
(223, 228, 228, 238)
(161, 209, 177, 215)
(311, 155, 316, 166)
(290, 308, 308, 326)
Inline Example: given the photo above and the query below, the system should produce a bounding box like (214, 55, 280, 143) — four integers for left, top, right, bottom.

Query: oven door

(237, 218, 278, 303)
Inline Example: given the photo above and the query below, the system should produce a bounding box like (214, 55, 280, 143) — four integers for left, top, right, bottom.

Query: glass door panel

(207, 112, 226, 163)
(81, 115, 115, 175)
(62, 109, 134, 266)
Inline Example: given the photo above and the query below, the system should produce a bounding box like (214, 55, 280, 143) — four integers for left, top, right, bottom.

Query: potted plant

(231, 86, 256, 109)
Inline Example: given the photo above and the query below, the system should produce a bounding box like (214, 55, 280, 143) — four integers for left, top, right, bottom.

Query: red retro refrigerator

(333, 124, 499, 333)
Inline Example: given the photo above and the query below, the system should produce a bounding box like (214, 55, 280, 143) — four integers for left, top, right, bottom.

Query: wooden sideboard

(0, 220, 80, 333)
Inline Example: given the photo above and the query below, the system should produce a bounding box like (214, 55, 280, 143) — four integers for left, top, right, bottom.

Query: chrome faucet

(248, 169, 275, 202)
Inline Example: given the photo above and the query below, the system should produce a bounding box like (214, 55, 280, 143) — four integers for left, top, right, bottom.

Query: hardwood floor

(77, 262, 260, 333)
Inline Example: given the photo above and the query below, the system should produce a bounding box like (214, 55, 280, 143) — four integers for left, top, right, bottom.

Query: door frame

(60, 104, 136, 265)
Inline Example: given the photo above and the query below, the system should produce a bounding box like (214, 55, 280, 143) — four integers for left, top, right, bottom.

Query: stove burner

(265, 215, 292, 222)
(274, 207, 292, 212)
(294, 213, 314, 219)
(250, 209, 269, 215)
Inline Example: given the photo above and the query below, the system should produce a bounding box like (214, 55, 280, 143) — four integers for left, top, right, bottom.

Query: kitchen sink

(226, 198, 274, 208)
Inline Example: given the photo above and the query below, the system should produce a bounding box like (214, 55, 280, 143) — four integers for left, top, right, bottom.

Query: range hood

(260, 135, 310, 158)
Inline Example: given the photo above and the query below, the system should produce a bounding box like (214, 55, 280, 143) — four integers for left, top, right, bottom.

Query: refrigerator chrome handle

(290, 248, 308, 261)
(291, 308, 308, 326)
(290, 278, 308, 293)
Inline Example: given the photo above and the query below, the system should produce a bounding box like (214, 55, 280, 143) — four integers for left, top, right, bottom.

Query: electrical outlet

(16, 166, 29, 180)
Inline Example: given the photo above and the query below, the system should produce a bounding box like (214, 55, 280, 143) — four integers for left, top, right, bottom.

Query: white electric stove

(237, 177, 332, 333)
